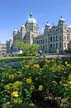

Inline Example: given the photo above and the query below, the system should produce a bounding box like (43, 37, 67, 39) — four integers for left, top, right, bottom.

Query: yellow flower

(29, 59, 34, 65)
(68, 81, 71, 85)
(44, 59, 50, 64)
(66, 63, 71, 67)
(11, 91, 19, 97)
(4, 83, 12, 90)
(68, 74, 71, 80)
(52, 59, 55, 62)
(65, 61, 68, 65)
(29, 102, 35, 107)
(38, 85, 43, 91)
(12, 81, 22, 88)
(33, 64, 40, 69)
(9, 74, 15, 80)
(26, 78, 32, 84)
(63, 84, 68, 87)
(24, 65, 29, 69)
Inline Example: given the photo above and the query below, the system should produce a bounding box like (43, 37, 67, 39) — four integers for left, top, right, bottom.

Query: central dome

(26, 13, 37, 24)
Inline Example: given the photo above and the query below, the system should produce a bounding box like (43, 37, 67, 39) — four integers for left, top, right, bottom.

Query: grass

(0, 56, 36, 62)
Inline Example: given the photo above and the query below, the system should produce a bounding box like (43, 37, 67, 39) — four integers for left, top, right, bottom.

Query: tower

(25, 13, 39, 37)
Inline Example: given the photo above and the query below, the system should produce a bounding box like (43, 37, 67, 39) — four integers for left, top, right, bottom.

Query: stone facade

(0, 43, 6, 56)
(33, 34, 48, 52)
(12, 13, 39, 51)
(7, 14, 71, 54)
(34, 16, 71, 53)
(6, 38, 13, 53)
(68, 40, 71, 49)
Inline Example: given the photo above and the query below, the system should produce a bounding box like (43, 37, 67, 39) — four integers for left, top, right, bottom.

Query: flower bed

(0, 58, 71, 108)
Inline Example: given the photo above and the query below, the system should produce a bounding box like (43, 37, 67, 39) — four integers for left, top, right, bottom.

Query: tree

(16, 41, 40, 56)
(30, 44, 40, 55)
(16, 40, 24, 50)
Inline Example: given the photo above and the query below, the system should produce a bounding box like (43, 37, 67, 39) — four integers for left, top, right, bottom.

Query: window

(46, 39, 47, 43)
(64, 43, 66, 48)
(64, 36, 66, 40)
(56, 43, 58, 48)
(60, 42, 61, 48)
(53, 37, 55, 41)
(41, 40, 42, 44)
(43, 45, 44, 49)
(56, 36, 58, 41)
(53, 44, 55, 48)
(37, 40, 38, 44)
(60, 36, 61, 40)
(46, 44, 47, 49)
(50, 44, 52, 48)
(39, 40, 40, 44)
(50, 37, 52, 42)
(67, 36, 69, 40)
(43, 40, 44, 44)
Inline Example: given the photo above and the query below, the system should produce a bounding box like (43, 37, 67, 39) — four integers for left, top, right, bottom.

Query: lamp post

(56, 48, 59, 58)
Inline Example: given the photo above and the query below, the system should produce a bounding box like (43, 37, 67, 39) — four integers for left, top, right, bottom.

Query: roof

(59, 16, 65, 22)
(26, 13, 37, 24)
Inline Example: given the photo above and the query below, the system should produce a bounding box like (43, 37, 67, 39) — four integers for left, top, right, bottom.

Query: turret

(13, 29, 17, 36)
(58, 16, 65, 25)
(44, 22, 51, 35)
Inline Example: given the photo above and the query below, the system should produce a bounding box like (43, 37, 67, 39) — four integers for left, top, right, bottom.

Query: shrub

(0, 58, 71, 108)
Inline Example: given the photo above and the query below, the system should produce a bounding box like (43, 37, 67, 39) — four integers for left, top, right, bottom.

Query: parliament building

(6, 13, 71, 53)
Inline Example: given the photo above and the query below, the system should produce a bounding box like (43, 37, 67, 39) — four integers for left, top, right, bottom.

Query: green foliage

(16, 41, 40, 56)
(16, 40, 24, 50)
(0, 58, 71, 108)
(0, 56, 35, 62)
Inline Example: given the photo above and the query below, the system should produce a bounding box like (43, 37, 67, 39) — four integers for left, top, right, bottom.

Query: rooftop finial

(46, 21, 48, 24)
(59, 16, 65, 22)
(30, 12, 32, 18)
(46, 21, 50, 26)
(61, 16, 63, 18)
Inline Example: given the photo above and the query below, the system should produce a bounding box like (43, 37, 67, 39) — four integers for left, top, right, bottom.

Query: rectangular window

(50, 37, 52, 42)
(53, 37, 55, 41)
(56, 43, 58, 48)
(67, 36, 69, 40)
(43, 40, 44, 44)
(40, 40, 42, 44)
(60, 36, 61, 40)
(60, 42, 61, 48)
(53, 44, 55, 48)
(50, 44, 52, 48)
(56, 36, 58, 41)
(64, 43, 66, 48)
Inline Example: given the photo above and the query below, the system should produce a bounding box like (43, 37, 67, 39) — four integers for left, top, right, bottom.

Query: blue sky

(0, 0, 71, 43)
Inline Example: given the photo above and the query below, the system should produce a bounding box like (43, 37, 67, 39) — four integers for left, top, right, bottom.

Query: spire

(61, 16, 63, 18)
(46, 21, 48, 24)
(59, 16, 65, 22)
(30, 12, 32, 18)
(46, 21, 50, 26)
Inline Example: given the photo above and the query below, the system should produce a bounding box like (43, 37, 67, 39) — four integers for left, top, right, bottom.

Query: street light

(56, 48, 59, 58)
